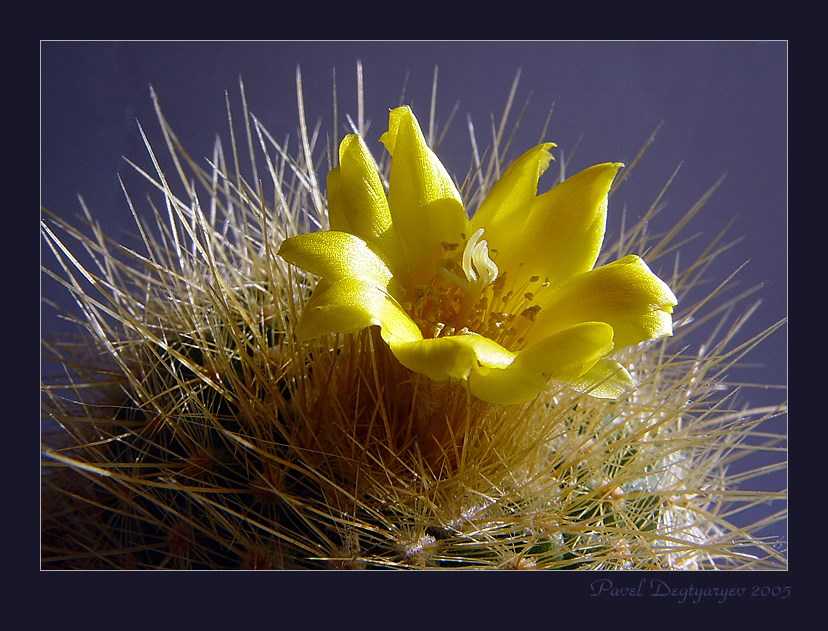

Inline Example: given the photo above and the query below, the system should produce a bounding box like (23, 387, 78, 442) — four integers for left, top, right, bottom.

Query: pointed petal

(471, 142, 556, 233)
(390, 334, 514, 382)
(327, 134, 407, 275)
(278, 231, 397, 292)
(467, 322, 614, 404)
(493, 162, 622, 293)
(296, 277, 422, 343)
(530, 255, 677, 349)
(380, 106, 469, 286)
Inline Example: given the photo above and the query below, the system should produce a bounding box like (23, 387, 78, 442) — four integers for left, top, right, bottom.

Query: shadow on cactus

(41, 68, 787, 569)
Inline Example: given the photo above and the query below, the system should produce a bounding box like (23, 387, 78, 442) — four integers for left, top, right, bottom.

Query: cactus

(41, 69, 786, 570)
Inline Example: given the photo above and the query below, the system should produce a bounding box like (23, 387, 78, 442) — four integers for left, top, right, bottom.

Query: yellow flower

(279, 106, 677, 404)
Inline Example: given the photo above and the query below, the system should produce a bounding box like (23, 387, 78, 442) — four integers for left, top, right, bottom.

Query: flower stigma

(463, 228, 499, 287)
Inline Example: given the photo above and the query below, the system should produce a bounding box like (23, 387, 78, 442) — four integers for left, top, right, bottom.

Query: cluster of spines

(40, 72, 786, 570)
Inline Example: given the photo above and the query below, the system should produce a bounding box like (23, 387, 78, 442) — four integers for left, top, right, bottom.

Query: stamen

(425, 229, 503, 337)
(520, 305, 542, 321)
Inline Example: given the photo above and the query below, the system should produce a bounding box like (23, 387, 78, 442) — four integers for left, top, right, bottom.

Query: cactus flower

(279, 106, 677, 404)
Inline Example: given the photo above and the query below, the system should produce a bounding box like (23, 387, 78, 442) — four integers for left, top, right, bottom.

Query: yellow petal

(380, 106, 469, 286)
(471, 142, 556, 234)
(327, 134, 407, 275)
(296, 277, 422, 343)
(278, 231, 397, 293)
(468, 364, 546, 405)
(467, 322, 614, 404)
(568, 359, 635, 399)
(516, 322, 615, 378)
(492, 162, 622, 293)
(530, 255, 677, 349)
(390, 333, 515, 382)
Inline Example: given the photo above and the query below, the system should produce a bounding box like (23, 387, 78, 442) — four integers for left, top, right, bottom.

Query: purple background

(41, 41, 787, 547)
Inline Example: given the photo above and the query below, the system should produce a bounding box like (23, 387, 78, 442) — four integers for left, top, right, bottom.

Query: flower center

(404, 229, 551, 349)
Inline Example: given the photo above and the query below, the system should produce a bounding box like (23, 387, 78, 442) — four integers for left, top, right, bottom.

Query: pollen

(520, 305, 542, 322)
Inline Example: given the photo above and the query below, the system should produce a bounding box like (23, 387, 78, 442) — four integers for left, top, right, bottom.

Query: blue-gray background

(41, 41, 787, 546)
